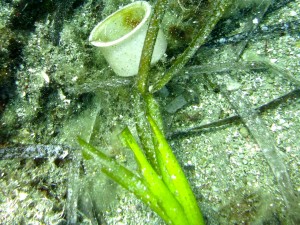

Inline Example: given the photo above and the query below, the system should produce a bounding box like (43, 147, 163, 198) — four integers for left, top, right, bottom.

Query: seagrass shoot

(79, 0, 234, 223)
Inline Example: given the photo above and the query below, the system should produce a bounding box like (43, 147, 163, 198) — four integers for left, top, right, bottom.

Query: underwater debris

(0, 144, 69, 160)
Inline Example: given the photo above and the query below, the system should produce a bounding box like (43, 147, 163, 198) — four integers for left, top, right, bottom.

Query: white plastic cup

(89, 1, 167, 77)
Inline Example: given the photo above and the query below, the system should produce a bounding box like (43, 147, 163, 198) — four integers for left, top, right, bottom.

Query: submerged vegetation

(80, 0, 300, 224)
(79, 0, 231, 224)
(0, 0, 300, 224)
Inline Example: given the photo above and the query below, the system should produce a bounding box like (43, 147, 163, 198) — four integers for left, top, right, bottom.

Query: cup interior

(91, 3, 148, 43)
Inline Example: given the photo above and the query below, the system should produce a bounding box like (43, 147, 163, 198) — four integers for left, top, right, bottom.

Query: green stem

(121, 128, 190, 225)
(78, 137, 170, 223)
(137, 0, 168, 95)
(144, 93, 164, 131)
(147, 115, 205, 225)
(151, 0, 232, 93)
(133, 92, 160, 173)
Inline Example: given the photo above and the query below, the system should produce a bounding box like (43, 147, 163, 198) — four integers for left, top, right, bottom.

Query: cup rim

(89, 1, 151, 47)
